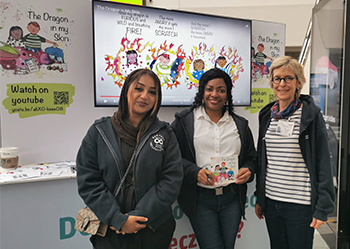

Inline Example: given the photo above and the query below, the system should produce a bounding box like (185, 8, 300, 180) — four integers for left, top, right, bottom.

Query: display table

(0, 161, 76, 184)
(0, 162, 91, 249)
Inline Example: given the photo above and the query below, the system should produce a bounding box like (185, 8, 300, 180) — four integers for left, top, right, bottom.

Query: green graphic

(244, 88, 275, 114)
(3, 83, 75, 118)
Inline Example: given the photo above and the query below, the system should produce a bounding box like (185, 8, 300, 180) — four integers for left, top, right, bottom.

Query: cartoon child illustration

(153, 53, 172, 85)
(220, 161, 228, 171)
(22, 22, 58, 54)
(215, 56, 227, 70)
(251, 47, 256, 62)
(122, 49, 139, 76)
(192, 59, 205, 80)
(215, 56, 233, 77)
(227, 170, 235, 180)
(7, 26, 25, 48)
(126, 49, 138, 67)
(254, 43, 272, 65)
(215, 164, 221, 172)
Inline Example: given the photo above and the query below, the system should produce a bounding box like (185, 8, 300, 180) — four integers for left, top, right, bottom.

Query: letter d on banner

(60, 217, 76, 239)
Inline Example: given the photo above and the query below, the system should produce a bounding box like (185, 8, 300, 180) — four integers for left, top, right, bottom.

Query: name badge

(276, 120, 294, 137)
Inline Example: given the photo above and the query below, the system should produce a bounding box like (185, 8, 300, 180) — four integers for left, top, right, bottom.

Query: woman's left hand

(235, 168, 251, 184)
(310, 217, 326, 229)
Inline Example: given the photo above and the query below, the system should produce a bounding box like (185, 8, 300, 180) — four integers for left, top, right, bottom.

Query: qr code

(269, 94, 275, 102)
(54, 91, 69, 105)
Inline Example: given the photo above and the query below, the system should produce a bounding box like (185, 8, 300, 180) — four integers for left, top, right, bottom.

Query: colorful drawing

(0, 16, 68, 75)
(184, 42, 215, 89)
(105, 36, 186, 89)
(148, 41, 186, 89)
(22, 21, 57, 54)
(252, 43, 273, 80)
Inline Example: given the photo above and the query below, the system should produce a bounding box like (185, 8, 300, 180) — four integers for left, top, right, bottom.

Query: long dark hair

(8, 26, 23, 40)
(192, 68, 234, 116)
(119, 68, 161, 118)
(117, 68, 162, 140)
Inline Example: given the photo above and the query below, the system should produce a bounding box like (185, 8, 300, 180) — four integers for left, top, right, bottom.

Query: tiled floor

(314, 229, 331, 249)
(313, 220, 337, 249)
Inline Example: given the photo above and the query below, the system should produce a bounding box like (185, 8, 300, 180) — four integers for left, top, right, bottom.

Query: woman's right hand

(197, 168, 215, 186)
(120, 215, 148, 234)
(255, 203, 264, 219)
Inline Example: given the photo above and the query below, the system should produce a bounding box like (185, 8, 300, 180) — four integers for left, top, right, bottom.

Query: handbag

(74, 207, 108, 236)
(75, 148, 137, 237)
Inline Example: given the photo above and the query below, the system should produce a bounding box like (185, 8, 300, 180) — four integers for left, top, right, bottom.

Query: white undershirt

(194, 106, 241, 188)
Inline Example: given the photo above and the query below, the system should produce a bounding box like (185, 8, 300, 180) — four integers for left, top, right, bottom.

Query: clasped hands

(110, 215, 148, 235)
(197, 168, 252, 186)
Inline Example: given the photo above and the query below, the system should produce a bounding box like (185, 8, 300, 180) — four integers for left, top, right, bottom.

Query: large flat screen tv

(93, 0, 251, 106)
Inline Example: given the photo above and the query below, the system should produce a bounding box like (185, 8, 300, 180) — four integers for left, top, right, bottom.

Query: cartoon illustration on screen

(148, 41, 186, 89)
(184, 43, 244, 89)
(0, 21, 68, 75)
(105, 37, 150, 87)
(122, 49, 140, 77)
(150, 53, 172, 85)
(215, 56, 228, 70)
(216, 46, 244, 87)
(184, 42, 215, 89)
(192, 59, 205, 80)
(252, 43, 272, 80)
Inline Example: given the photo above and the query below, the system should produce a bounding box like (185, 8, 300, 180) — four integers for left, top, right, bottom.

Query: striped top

(265, 108, 311, 205)
(23, 34, 45, 49)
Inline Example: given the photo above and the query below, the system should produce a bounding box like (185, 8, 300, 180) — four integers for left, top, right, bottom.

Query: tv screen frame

(93, 0, 252, 107)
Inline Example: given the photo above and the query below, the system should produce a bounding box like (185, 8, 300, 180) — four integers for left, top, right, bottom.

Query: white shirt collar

(195, 105, 230, 123)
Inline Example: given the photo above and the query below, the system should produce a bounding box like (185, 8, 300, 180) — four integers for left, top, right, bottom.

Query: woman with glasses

(254, 56, 335, 249)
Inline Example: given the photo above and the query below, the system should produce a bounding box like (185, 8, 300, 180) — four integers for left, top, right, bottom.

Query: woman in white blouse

(171, 68, 257, 249)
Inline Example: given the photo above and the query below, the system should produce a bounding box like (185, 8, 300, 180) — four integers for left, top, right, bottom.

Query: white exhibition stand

(0, 164, 269, 249)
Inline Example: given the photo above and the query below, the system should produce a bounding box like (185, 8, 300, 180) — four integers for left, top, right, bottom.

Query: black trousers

(91, 216, 175, 249)
(265, 198, 315, 249)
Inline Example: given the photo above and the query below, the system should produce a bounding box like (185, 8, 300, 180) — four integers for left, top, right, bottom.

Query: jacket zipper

(131, 127, 163, 232)
(96, 126, 122, 182)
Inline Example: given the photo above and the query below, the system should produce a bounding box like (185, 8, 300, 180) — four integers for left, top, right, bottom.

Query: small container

(0, 147, 19, 169)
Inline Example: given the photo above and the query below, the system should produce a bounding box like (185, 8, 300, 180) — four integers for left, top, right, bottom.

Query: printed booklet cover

(210, 155, 238, 185)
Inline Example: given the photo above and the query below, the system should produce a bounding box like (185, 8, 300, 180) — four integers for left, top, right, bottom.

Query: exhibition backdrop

(0, 0, 285, 248)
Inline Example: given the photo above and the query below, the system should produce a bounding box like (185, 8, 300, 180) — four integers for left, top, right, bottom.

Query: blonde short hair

(268, 56, 306, 98)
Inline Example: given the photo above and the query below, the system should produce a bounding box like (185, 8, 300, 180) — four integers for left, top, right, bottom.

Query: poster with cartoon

(0, 2, 75, 118)
(245, 20, 285, 114)
(94, 1, 252, 106)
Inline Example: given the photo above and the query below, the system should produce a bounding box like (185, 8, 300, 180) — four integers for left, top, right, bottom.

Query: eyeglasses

(272, 76, 298, 84)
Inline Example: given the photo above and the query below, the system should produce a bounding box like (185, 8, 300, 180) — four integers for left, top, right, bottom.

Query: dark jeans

(265, 198, 315, 249)
(91, 216, 175, 249)
(189, 186, 242, 249)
